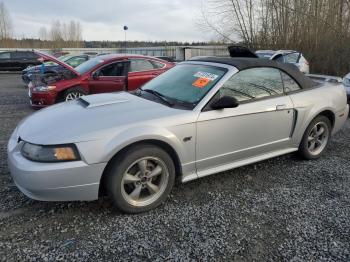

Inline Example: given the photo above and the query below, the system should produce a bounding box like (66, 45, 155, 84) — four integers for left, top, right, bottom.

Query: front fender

(76, 125, 188, 166)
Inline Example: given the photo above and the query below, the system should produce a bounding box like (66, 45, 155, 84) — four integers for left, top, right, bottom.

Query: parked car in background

(342, 73, 350, 104)
(53, 51, 69, 57)
(22, 54, 90, 84)
(8, 56, 348, 213)
(156, 56, 176, 63)
(256, 50, 310, 74)
(28, 52, 175, 108)
(97, 53, 111, 56)
(83, 51, 98, 57)
(0, 51, 41, 71)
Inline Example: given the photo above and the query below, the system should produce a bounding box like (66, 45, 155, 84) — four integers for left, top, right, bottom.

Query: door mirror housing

(210, 96, 239, 110)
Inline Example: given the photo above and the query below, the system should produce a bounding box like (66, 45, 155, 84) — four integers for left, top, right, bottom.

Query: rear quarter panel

(288, 83, 348, 146)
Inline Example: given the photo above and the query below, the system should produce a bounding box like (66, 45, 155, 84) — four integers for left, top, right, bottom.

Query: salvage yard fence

(0, 46, 230, 61)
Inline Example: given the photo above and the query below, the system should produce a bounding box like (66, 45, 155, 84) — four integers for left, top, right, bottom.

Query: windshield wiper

(141, 89, 174, 107)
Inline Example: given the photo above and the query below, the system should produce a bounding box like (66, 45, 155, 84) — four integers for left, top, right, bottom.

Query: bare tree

(0, 1, 13, 47)
(200, 0, 350, 75)
(67, 20, 82, 47)
(38, 27, 48, 41)
(49, 20, 64, 48)
(47, 20, 83, 48)
(199, 0, 263, 46)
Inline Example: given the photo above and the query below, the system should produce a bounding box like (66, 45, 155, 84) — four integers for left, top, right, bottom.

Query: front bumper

(29, 90, 57, 108)
(7, 136, 107, 201)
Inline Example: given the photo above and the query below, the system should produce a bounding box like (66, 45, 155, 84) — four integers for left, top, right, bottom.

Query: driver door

(89, 61, 129, 94)
(195, 67, 295, 175)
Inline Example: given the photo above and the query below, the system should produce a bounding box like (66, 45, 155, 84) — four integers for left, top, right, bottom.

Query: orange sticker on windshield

(192, 77, 211, 88)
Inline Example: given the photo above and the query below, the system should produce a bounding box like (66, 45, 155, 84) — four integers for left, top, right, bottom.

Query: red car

(29, 52, 175, 108)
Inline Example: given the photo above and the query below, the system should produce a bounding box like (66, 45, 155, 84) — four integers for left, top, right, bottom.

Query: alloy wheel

(307, 121, 329, 156)
(121, 157, 169, 207)
(65, 92, 84, 101)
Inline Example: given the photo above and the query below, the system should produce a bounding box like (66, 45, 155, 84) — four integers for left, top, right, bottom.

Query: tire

(106, 144, 175, 213)
(63, 87, 87, 101)
(298, 115, 331, 160)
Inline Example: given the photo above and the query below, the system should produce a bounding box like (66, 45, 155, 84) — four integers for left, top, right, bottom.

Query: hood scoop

(79, 93, 130, 108)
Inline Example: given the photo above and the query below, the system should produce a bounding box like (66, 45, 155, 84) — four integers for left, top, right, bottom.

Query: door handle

(276, 104, 287, 110)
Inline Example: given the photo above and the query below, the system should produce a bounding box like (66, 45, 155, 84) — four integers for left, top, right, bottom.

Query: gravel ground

(0, 74, 349, 261)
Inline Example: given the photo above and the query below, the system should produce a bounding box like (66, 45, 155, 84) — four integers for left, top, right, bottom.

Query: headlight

(33, 85, 56, 92)
(21, 142, 80, 162)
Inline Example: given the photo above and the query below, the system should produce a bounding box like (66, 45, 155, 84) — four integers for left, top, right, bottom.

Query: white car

(256, 50, 310, 74)
(342, 73, 350, 104)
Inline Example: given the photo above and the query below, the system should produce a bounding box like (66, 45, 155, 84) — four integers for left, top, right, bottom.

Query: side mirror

(210, 96, 239, 110)
(92, 72, 99, 80)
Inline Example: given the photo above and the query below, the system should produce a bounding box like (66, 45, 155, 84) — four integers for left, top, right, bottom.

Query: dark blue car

(22, 54, 90, 84)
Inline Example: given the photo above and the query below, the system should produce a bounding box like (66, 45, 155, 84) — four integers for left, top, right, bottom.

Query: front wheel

(106, 144, 175, 213)
(298, 115, 331, 160)
(63, 87, 87, 101)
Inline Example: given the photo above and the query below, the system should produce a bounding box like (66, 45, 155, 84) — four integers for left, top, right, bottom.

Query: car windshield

(140, 64, 227, 109)
(256, 52, 274, 59)
(75, 58, 104, 74)
(58, 55, 72, 61)
(43, 61, 57, 66)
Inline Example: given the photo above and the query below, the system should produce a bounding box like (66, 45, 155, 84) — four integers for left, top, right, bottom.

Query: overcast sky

(2, 0, 211, 42)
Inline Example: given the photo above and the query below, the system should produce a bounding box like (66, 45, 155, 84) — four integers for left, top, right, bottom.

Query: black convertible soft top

(189, 56, 317, 89)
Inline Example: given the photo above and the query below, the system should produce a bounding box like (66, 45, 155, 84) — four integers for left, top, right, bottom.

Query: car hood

(34, 50, 79, 76)
(18, 92, 192, 145)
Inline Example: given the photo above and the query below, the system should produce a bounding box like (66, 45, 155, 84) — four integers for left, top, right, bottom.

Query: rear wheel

(63, 87, 87, 101)
(106, 144, 175, 213)
(298, 115, 331, 159)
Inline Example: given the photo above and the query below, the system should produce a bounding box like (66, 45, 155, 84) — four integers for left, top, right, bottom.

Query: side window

(129, 59, 154, 72)
(97, 62, 127, 77)
(219, 67, 284, 102)
(11, 52, 26, 59)
(150, 60, 165, 69)
(24, 52, 36, 58)
(274, 54, 284, 62)
(283, 53, 300, 63)
(281, 72, 301, 92)
(0, 52, 10, 59)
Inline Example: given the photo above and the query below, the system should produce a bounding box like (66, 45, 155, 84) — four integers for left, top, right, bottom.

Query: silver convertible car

(8, 57, 349, 213)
